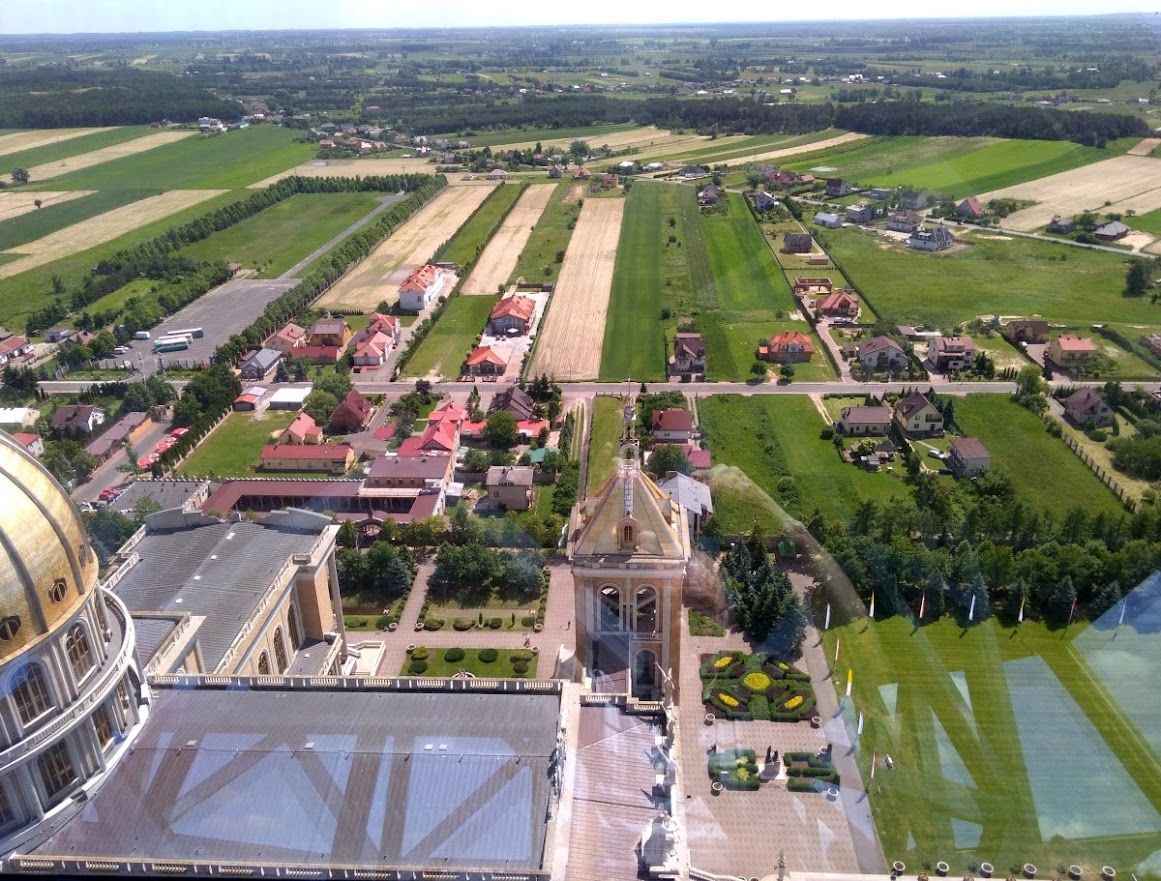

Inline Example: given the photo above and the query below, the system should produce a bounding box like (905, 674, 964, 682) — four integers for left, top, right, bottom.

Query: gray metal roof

(110, 480, 207, 516)
(113, 518, 323, 671)
(131, 615, 180, 666)
(33, 686, 559, 871)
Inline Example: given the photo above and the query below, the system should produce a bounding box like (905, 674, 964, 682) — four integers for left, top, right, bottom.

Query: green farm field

(821, 226, 1142, 327)
(586, 395, 625, 496)
(820, 615, 1161, 875)
(0, 126, 155, 173)
(0, 188, 160, 252)
(178, 191, 383, 277)
(953, 395, 1125, 517)
(438, 182, 525, 267)
(35, 126, 314, 191)
(177, 411, 295, 478)
(402, 295, 496, 379)
(510, 183, 581, 286)
(657, 129, 846, 166)
(784, 136, 1133, 200)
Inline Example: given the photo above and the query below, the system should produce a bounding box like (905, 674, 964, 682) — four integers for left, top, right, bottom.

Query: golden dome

(0, 432, 97, 663)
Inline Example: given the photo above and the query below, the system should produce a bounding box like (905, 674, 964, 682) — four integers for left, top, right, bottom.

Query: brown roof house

(757, 331, 815, 363)
(486, 465, 534, 511)
(265, 322, 307, 356)
(491, 387, 537, 421)
(488, 296, 536, 335)
(826, 178, 853, 197)
(651, 408, 693, 443)
(329, 390, 373, 433)
(817, 290, 859, 318)
(948, 437, 992, 478)
(856, 336, 908, 371)
(930, 336, 977, 372)
(50, 404, 106, 436)
(308, 319, 352, 349)
(782, 232, 813, 254)
(1003, 319, 1050, 345)
(894, 391, 943, 436)
(838, 406, 892, 436)
(670, 333, 705, 375)
(886, 211, 922, 233)
(1064, 388, 1114, 428)
(260, 443, 355, 475)
(1045, 334, 1097, 370)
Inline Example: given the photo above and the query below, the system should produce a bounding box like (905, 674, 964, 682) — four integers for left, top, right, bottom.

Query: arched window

(257, 652, 270, 675)
(66, 624, 94, 682)
(635, 586, 658, 634)
(598, 586, 622, 631)
(10, 665, 52, 726)
(36, 741, 76, 801)
(288, 605, 302, 650)
(622, 523, 635, 547)
(93, 704, 114, 749)
(273, 629, 288, 674)
(634, 650, 658, 699)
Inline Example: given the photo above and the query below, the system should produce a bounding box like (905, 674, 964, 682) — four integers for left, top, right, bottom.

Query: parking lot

(117, 278, 298, 376)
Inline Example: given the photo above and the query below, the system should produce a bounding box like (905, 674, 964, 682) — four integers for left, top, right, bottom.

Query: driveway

(72, 418, 173, 504)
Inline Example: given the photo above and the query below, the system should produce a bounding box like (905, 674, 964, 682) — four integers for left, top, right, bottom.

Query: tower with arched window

(569, 392, 691, 700)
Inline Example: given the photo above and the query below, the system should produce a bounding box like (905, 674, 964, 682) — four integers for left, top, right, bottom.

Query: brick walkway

(374, 556, 575, 677)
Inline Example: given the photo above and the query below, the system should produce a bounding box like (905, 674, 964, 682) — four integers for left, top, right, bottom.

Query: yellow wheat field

(24, 131, 195, 182)
(0, 191, 93, 220)
(462, 184, 557, 294)
(0, 128, 116, 160)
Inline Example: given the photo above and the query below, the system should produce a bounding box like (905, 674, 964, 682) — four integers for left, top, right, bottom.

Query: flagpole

(846, 667, 853, 698)
(834, 636, 840, 665)
(1018, 595, 1025, 624)
(857, 711, 864, 737)
(869, 592, 875, 619)
(824, 602, 831, 631)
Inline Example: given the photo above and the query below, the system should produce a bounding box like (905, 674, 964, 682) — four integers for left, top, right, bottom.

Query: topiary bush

(512, 649, 534, 662)
(408, 659, 428, 674)
(521, 615, 536, 627)
(488, 617, 502, 629)
(411, 646, 429, 660)
(512, 659, 530, 676)
(453, 617, 475, 631)
(479, 648, 499, 663)
(423, 617, 445, 631)
(444, 647, 466, 663)
(375, 614, 393, 629)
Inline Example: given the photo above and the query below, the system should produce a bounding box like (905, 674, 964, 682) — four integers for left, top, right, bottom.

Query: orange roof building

(757, 331, 815, 363)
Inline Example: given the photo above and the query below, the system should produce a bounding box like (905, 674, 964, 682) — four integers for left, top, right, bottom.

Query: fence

(1058, 430, 1138, 511)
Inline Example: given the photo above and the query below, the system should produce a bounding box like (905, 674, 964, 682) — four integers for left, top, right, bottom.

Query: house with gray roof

(658, 471, 713, 533)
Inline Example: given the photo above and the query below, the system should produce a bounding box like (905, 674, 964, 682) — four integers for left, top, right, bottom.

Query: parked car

(927, 450, 946, 460)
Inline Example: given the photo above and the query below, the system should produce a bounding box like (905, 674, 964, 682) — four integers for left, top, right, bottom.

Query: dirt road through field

(24, 131, 195, 182)
(526, 198, 624, 380)
(315, 184, 493, 309)
(461, 184, 556, 294)
(0, 128, 116, 159)
(1128, 138, 1161, 157)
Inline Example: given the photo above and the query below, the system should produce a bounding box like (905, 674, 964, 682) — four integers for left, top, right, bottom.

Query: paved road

(278, 192, 407, 280)
(71, 419, 173, 504)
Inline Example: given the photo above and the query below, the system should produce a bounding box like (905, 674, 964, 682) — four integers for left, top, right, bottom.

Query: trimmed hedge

(411, 646, 429, 660)
(512, 659, 530, 675)
(408, 659, 428, 674)
(444, 647, 466, 663)
(423, 618, 445, 631)
(479, 648, 499, 663)
(788, 777, 820, 793)
(453, 617, 475, 631)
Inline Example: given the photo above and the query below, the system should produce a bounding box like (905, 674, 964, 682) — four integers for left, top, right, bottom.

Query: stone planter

(1069, 866, 1082, 880)
(980, 863, 994, 878)
(1023, 864, 1037, 879)
(387, 622, 398, 632)
(531, 646, 540, 655)
(534, 623, 543, 632)
(810, 716, 822, 729)
(406, 644, 416, 653)
(415, 622, 424, 631)
(1101, 868, 1115, 881)
(705, 713, 715, 726)
(893, 862, 906, 875)
(937, 862, 950, 876)
(711, 781, 724, 795)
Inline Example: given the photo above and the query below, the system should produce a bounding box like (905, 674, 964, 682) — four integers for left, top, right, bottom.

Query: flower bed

(742, 671, 773, 693)
(784, 750, 840, 790)
(708, 749, 761, 791)
(700, 651, 816, 723)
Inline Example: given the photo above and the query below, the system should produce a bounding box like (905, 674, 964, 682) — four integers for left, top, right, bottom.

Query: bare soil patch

(980, 154, 1161, 231)
(0, 189, 225, 279)
(489, 125, 684, 154)
(0, 190, 92, 220)
(0, 128, 115, 159)
(461, 184, 556, 295)
(562, 185, 584, 204)
(251, 156, 444, 188)
(526, 198, 625, 381)
(716, 132, 871, 168)
(25, 131, 195, 181)
(315, 185, 492, 310)
(1128, 138, 1161, 157)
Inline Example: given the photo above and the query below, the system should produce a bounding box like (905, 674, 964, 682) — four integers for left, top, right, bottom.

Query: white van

(133, 331, 151, 340)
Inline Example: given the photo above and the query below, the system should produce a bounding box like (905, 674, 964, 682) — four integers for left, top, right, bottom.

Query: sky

(1, 0, 1157, 35)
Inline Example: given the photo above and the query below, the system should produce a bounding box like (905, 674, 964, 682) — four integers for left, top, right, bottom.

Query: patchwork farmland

(462, 184, 556, 294)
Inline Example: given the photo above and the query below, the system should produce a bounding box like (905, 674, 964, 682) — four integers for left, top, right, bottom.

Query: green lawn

(438, 182, 525, 267)
(510, 183, 581, 285)
(0, 188, 161, 252)
(600, 182, 666, 381)
(587, 395, 625, 495)
(401, 295, 497, 379)
(176, 411, 295, 478)
(721, 320, 838, 383)
(820, 616, 1161, 875)
(1130, 207, 1161, 237)
(401, 647, 539, 678)
(821, 226, 1143, 327)
(700, 395, 908, 531)
(36, 126, 315, 191)
(783, 136, 1133, 199)
(179, 191, 383, 277)
(0, 126, 155, 175)
(953, 395, 1125, 517)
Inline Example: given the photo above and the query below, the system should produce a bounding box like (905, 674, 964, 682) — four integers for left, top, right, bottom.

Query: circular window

(0, 616, 22, 641)
(48, 579, 68, 603)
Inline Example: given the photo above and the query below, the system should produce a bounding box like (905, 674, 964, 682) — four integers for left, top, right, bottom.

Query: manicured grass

(0, 126, 156, 175)
(700, 395, 908, 530)
(1130, 207, 1161, 237)
(721, 320, 838, 383)
(178, 191, 383, 277)
(0, 188, 160, 252)
(39, 126, 315, 191)
(439, 182, 525, 267)
(1090, 334, 1158, 380)
(820, 616, 1161, 874)
(468, 123, 637, 148)
(600, 182, 666, 381)
(82, 277, 179, 318)
(402, 295, 497, 379)
(587, 395, 625, 495)
(510, 183, 581, 285)
(821, 226, 1145, 327)
(401, 647, 538, 678)
(176, 411, 295, 478)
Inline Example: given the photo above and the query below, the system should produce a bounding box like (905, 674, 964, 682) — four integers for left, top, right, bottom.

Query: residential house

(398, 265, 449, 313)
(1064, 387, 1114, 428)
(1045, 334, 1098, 370)
(490, 386, 537, 421)
(485, 465, 534, 511)
(1047, 215, 1077, 234)
(758, 331, 815, 363)
(782, 232, 813, 254)
(826, 178, 853, 197)
(11, 432, 43, 457)
(308, 319, 352, 349)
(651, 408, 694, 442)
(365, 453, 453, 490)
(947, 437, 992, 478)
(846, 204, 874, 224)
(679, 165, 708, 179)
(930, 336, 977, 371)
(893, 392, 944, 436)
(753, 191, 779, 212)
(295, 344, 342, 365)
(670, 333, 706, 375)
(1003, 319, 1050, 344)
(239, 348, 283, 382)
(866, 187, 892, 201)
(0, 335, 32, 365)
(658, 472, 713, 533)
(697, 185, 721, 206)
(329, 390, 373, 433)
(429, 400, 469, 430)
(487, 168, 509, 181)
(886, 211, 922, 233)
(856, 336, 908, 370)
(601, 172, 619, 190)
(817, 290, 859, 319)
(351, 331, 393, 367)
(362, 312, 401, 344)
(50, 405, 105, 436)
(838, 406, 893, 436)
(547, 164, 565, 179)
(813, 212, 842, 229)
(233, 386, 266, 411)
(265, 322, 307, 356)
(466, 346, 508, 377)
(908, 227, 955, 252)
(488, 295, 536, 335)
(956, 197, 984, 219)
(1095, 221, 1130, 241)
(280, 412, 323, 445)
(260, 444, 354, 475)
(899, 190, 930, 211)
(572, 166, 592, 180)
(84, 411, 152, 461)
(45, 328, 74, 343)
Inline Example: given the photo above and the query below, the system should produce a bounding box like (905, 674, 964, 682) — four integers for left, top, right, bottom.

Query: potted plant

(1069, 867, 1082, 880)
(1024, 864, 1037, 879)
(893, 862, 907, 875)
(938, 862, 950, 876)
(711, 781, 724, 795)
(980, 863, 994, 878)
